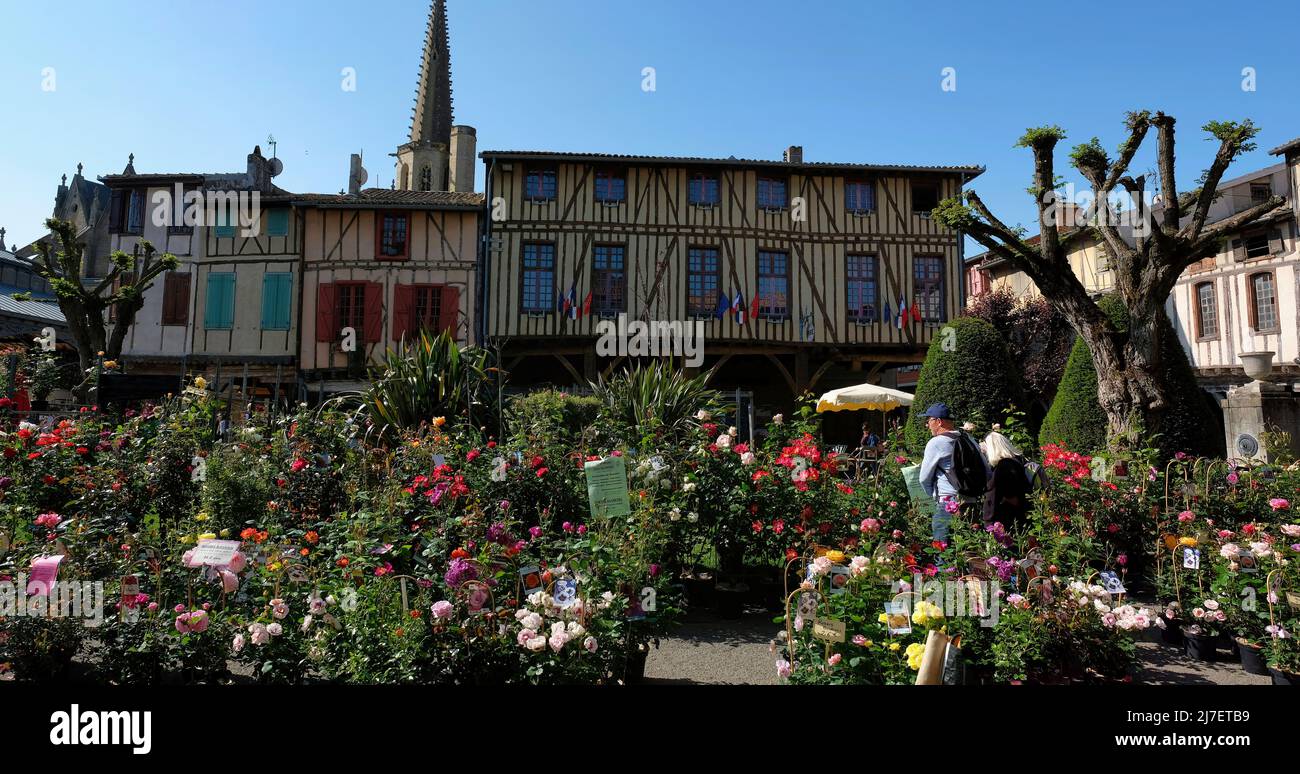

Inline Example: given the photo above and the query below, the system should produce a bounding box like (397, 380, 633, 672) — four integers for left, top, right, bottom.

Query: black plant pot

(1161, 620, 1185, 647)
(1235, 638, 1269, 676)
(683, 573, 715, 611)
(1269, 667, 1299, 686)
(1183, 631, 1218, 662)
(624, 648, 649, 684)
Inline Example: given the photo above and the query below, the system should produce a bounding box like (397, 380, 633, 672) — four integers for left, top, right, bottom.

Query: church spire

(409, 0, 453, 147)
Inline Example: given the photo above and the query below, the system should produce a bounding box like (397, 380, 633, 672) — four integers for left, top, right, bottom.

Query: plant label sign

(519, 565, 544, 597)
(190, 539, 242, 567)
(553, 578, 578, 609)
(885, 601, 912, 636)
(1183, 548, 1201, 571)
(812, 617, 846, 643)
(584, 455, 630, 520)
(27, 555, 63, 596)
(1236, 549, 1258, 574)
(828, 565, 850, 595)
(1099, 571, 1126, 595)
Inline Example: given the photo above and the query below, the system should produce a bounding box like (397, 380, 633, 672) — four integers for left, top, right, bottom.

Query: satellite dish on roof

(268, 157, 284, 177)
(357, 166, 369, 186)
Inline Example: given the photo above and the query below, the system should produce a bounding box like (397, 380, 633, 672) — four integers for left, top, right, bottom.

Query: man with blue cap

(918, 403, 990, 543)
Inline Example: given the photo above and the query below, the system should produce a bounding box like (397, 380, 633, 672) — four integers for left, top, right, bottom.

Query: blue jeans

(932, 496, 955, 543)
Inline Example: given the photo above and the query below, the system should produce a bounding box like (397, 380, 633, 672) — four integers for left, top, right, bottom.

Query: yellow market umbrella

(815, 383, 914, 413)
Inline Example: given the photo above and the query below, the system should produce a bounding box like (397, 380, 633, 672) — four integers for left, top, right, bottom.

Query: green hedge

(904, 317, 1026, 453)
(507, 389, 602, 445)
(1038, 295, 1222, 457)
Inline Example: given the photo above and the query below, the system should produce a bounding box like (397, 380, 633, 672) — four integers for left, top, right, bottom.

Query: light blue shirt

(920, 432, 960, 499)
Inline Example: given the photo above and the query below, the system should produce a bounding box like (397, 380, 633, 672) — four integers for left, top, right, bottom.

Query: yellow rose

(179, 535, 194, 544)
(432, 416, 447, 427)
(888, 642, 901, 652)
(198, 533, 216, 542)
(219, 529, 230, 538)
(826, 550, 846, 564)
(194, 377, 207, 390)
(878, 613, 889, 624)
(1179, 537, 1198, 547)
(195, 512, 209, 522)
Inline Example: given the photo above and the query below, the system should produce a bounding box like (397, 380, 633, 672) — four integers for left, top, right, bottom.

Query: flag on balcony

(714, 291, 730, 320)
(896, 298, 908, 329)
(581, 291, 592, 318)
(731, 292, 746, 324)
(559, 286, 579, 320)
(882, 300, 892, 325)
(750, 293, 761, 321)
(911, 299, 922, 324)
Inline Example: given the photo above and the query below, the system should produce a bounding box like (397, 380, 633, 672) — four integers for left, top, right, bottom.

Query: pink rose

(174, 613, 192, 634)
(431, 600, 453, 619)
(220, 570, 239, 594)
(583, 636, 598, 653)
(1269, 498, 1290, 511)
(266, 622, 283, 637)
(225, 552, 247, 573)
(189, 610, 209, 633)
(828, 653, 842, 666)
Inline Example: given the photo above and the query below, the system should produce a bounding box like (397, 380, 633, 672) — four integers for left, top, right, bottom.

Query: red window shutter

(393, 284, 414, 339)
(438, 285, 460, 335)
(315, 283, 337, 342)
(363, 282, 384, 342)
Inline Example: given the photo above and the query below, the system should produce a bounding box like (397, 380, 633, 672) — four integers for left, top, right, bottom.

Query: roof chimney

(450, 125, 477, 192)
(247, 145, 272, 191)
(348, 154, 368, 196)
(784, 145, 803, 165)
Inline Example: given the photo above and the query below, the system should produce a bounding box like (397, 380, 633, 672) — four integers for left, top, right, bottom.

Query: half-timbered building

(479, 146, 982, 416)
(99, 146, 300, 400)
(295, 188, 482, 391)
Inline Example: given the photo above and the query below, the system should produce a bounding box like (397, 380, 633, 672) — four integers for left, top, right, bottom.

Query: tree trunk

(1077, 311, 1170, 453)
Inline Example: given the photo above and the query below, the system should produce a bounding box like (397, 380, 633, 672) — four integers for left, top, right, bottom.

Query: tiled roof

(480, 150, 985, 177)
(292, 189, 484, 209)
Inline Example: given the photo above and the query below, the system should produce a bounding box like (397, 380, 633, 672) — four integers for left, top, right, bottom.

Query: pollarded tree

(934, 113, 1284, 454)
(27, 218, 178, 399)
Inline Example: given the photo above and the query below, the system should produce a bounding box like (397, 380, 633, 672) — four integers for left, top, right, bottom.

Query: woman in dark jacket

(982, 432, 1030, 526)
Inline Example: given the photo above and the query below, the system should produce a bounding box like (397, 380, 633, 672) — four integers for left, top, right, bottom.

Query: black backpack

(946, 431, 988, 498)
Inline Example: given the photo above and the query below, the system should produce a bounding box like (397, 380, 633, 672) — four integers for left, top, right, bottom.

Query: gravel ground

(644, 611, 1274, 686)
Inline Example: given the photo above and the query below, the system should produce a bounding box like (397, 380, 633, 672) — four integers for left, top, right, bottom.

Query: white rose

(696, 410, 712, 421)
(669, 508, 681, 521)
(687, 512, 699, 523)
(682, 481, 696, 493)
(772, 414, 784, 425)
(728, 426, 738, 437)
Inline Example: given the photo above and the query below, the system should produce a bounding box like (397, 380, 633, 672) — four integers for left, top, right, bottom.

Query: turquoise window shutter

(266, 208, 289, 237)
(205, 273, 235, 329)
(215, 209, 236, 238)
(262, 273, 292, 330)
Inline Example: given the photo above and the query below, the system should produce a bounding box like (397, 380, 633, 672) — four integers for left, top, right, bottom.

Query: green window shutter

(266, 208, 290, 237)
(215, 209, 236, 238)
(205, 273, 235, 329)
(262, 273, 292, 330)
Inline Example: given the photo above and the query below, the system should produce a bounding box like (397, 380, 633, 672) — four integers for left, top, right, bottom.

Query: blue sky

(3, 0, 1298, 250)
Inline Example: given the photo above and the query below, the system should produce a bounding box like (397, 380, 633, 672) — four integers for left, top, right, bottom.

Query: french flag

(896, 298, 908, 329)
(731, 292, 746, 324)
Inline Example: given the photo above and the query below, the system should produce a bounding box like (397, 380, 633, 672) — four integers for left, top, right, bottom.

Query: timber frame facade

(479, 150, 983, 406)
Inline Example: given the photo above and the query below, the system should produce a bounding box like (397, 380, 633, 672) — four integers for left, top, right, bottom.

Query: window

(167, 187, 194, 235)
(689, 172, 720, 206)
(757, 178, 787, 210)
(376, 212, 409, 259)
(1195, 282, 1218, 339)
(161, 272, 190, 326)
(913, 255, 945, 322)
(591, 245, 625, 315)
(687, 247, 721, 316)
(1251, 182, 1272, 204)
(265, 208, 290, 237)
(261, 272, 292, 330)
(846, 181, 875, 214)
(846, 254, 878, 322)
(336, 282, 367, 336)
(412, 285, 442, 332)
(594, 170, 626, 203)
(1244, 232, 1270, 259)
(912, 182, 939, 215)
(109, 189, 146, 234)
(394, 284, 460, 338)
(521, 242, 555, 313)
(204, 272, 236, 330)
(757, 250, 790, 320)
(526, 169, 557, 200)
(1250, 272, 1278, 331)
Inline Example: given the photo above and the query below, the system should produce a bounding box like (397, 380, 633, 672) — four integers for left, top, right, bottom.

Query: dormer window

(1251, 182, 1272, 204)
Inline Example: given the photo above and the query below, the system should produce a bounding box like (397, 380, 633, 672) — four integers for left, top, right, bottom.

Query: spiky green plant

(589, 362, 722, 450)
(343, 330, 495, 443)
